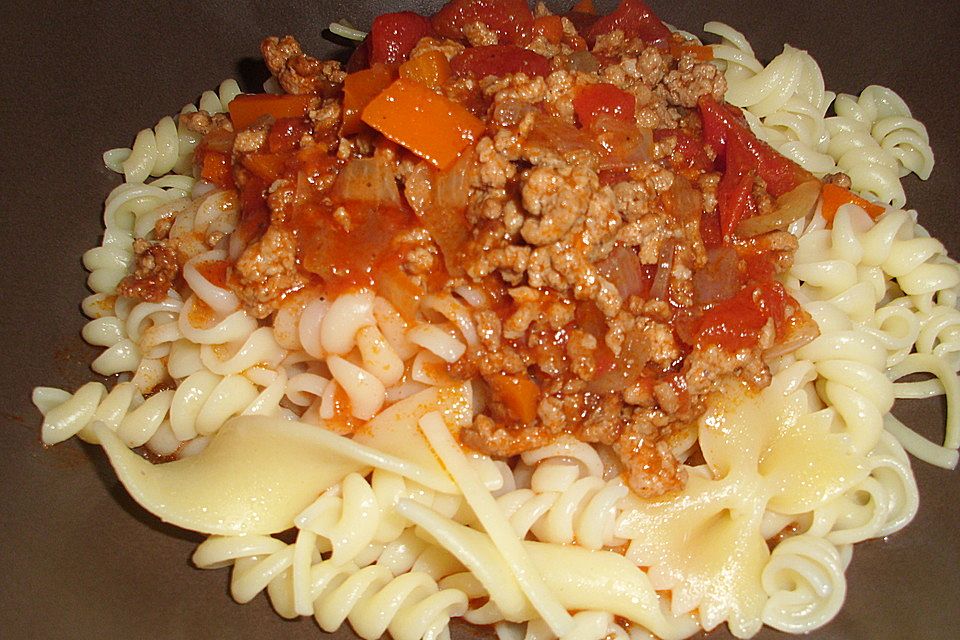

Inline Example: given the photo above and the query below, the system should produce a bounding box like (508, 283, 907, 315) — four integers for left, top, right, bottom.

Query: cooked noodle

(33, 3, 958, 640)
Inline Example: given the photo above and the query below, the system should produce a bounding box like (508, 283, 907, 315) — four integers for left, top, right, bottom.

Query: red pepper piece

(655, 128, 713, 173)
(573, 83, 637, 128)
(586, 0, 672, 45)
(450, 45, 552, 78)
(432, 0, 534, 45)
(699, 96, 813, 197)
(370, 12, 433, 65)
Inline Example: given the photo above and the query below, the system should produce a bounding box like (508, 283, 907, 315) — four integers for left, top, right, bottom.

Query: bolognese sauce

(136, 0, 825, 497)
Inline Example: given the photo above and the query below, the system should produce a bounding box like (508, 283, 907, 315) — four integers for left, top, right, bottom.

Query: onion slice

(332, 156, 401, 206)
(650, 239, 676, 300)
(735, 179, 822, 238)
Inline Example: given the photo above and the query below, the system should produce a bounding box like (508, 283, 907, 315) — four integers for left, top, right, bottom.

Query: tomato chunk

(267, 117, 311, 153)
(587, 0, 671, 45)
(533, 15, 564, 44)
(655, 128, 713, 173)
(573, 83, 636, 128)
(432, 0, 534, 45)
(696, 286, 767, 351)
(370, 12, 433, 65)
(450, 45, 552, 78)
(716, 128, 759, 238)
(699, 96, 813, 197)
(198, 150, 234, 189)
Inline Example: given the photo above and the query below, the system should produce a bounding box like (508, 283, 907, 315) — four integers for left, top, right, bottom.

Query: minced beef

(197, 10, 818, 498)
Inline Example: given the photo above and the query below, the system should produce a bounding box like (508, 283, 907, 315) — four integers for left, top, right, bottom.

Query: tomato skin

(198, 150, 235, 190)
(655, 128, 713, 173)
(716, 128, 758, 238)
(586, 0, 672, 45)
(450, 45, 552, 78)
(699, 96, 813, 198)
(267, 117, 311, 154)
(369, 12, 433, 65)
(573, 83, 636, 128)
(432, 0, 534, 45)
(695, 286, 767, 352)
(346, 38, 370, 73)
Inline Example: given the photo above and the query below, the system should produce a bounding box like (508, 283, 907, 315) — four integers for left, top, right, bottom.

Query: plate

(2, 1, 958, 638)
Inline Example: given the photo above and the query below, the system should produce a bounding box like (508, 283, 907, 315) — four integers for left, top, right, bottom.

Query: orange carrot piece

(399, 50, 452, 90)
(571, 0, 596, 15)
(241, 153, 287, 181)
(199, 150, 234, 189)
(488, 373, 540, 425)
(228, 94, 312, 131)
(533, 15, 564, 44)
(670, 42, 714, 62)
(341, 64, 396, 136)
(361, 79, 486, 169)
(820, 183, 885, 224)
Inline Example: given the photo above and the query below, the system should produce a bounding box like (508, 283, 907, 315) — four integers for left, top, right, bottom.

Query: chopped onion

(735, 179, 821, 238)
(593, 116, 653, 172)
(763, 318, 819, 360)
(332, 156, 401, 206)
(568, 51, 600, 73)
(598, 246, 645, 298)
(692, 246, 740, 305)
(650, 239, 676, 300)
(408, 153, 474, 276)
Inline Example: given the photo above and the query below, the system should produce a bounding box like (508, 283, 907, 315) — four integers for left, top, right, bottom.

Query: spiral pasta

(31, 10, 960, 640)
(705, 22, 934, 208)
(103, 79, 241, 183)
(788, 203, 960, 467)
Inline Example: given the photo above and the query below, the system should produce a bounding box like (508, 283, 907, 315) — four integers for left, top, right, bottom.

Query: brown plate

(2, 1, 958, 638)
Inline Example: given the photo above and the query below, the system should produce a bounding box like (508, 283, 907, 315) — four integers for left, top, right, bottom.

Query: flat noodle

(31, 3, 960, 640)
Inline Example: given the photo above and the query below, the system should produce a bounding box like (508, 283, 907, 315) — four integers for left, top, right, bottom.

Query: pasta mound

(33, 2, 959, 640)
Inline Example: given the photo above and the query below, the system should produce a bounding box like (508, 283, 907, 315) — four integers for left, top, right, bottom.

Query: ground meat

(233, 125, 269, 153)
(660, 53, 727, 108)
(261, 36, 345, 95)
(462, 21, 499, 46)
(228, 224, 302, 318)
(197, 24, 815, 499)
(180, 110, 232, 135)
(410, 37, 465, 62)
(117, 238, 179, 303)
(520, 164, 596, 245)
(824, 172, 852, 189)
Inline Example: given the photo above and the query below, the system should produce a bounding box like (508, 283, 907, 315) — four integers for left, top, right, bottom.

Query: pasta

(31, 2, 959, 640)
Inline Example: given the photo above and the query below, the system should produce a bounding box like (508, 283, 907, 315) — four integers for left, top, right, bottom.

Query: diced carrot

(228, 94, 312, 131)
(199, 150, 234, 189)
(488, 373, 540, 425)
(361, 79, 486, 169)
(399, 50, 452, 90)
(568, 34, 588, 50)
(241, 153, 287, 181)
(670, 42, 714, 62)
(341, 63, 396, 136)
(820, 183, 885, 224)
(532, 15, 564, 44)
(571, 0, 596, 14)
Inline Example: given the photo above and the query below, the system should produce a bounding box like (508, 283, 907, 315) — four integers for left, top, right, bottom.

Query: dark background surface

(2, 1, 958, 638)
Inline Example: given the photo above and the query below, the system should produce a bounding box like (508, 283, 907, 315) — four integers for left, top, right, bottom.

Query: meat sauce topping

(155, 0, 825, 497)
